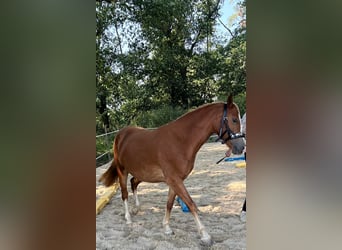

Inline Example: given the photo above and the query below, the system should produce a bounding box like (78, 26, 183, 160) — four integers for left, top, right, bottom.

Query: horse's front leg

(163, 187, 176, 235)
(169, 181, 213, 246)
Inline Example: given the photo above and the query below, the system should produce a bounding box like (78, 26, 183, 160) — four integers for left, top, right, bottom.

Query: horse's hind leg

(163, 187, 176, 235)
(130, 177, 142, 215)
(117, 167, 132, 224)
(130, 177, 142, 208)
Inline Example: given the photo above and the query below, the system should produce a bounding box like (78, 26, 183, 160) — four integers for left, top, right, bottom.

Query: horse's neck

(169, 104, 222, 151)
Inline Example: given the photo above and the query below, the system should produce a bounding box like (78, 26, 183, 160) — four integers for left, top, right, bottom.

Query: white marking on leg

(194, 213, 212, 245)
(124, 199, 132, 224)
(133, 191, 140, 207)
(163, 209, 173, 235)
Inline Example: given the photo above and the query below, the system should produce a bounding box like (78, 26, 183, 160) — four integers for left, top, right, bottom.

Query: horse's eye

(232, 118, 238, 123)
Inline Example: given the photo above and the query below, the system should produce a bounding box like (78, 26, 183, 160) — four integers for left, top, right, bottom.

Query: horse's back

(116, 126, 153, 154)
(117, 126, 146, 139)
(119, 125, 145, 135)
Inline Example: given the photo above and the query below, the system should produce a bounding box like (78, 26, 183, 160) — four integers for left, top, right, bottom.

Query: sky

(216, 0, 237, 40)
(220, 0, 235, 24)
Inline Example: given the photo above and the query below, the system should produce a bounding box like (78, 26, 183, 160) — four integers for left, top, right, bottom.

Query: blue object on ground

(224, 156, 245, 162)
(176, 196, 190, 212)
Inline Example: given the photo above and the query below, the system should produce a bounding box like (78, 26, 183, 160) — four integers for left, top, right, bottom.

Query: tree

(129, 0, 223, 108)
(217, 0, 246, 113)
(96, 0, 247, 133)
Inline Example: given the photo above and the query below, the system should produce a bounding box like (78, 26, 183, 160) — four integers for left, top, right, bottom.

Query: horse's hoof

(165, 230, 174, 236)
(131, 207, 139, 215)
(240, 211, 246, 222)
(200, 235, 213, 246)
(164, 225, 174, 235)
(125, 212, 132, 224)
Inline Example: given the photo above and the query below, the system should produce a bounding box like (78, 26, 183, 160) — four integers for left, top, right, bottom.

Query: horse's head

(217, 95, 245, 155)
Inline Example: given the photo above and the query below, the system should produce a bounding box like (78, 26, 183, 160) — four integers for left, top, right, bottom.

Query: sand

(96, 142, 246, 250)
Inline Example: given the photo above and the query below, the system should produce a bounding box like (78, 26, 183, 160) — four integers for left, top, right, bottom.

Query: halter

(216, 104, 245, 144)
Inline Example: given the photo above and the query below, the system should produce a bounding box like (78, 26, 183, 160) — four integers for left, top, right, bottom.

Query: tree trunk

(98, 94, 110, 130)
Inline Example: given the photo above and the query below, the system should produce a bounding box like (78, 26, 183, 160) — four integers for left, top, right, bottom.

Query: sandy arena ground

(96, 142, 246, 250)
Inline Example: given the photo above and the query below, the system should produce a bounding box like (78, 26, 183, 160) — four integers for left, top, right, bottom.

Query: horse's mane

(175, 102, 224, 121)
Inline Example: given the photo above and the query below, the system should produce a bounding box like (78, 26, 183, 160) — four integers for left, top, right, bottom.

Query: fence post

(104, 126, 111, 162)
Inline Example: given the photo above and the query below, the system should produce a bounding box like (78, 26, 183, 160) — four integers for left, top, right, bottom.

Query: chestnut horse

(99, 95, 245, 246)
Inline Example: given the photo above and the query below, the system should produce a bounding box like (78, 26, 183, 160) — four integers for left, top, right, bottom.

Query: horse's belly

(129, 165, 165, 183)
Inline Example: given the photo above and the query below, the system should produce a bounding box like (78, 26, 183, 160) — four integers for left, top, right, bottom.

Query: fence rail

(96, 151, 111, 160)
(96, 129, 118, 167)
(96, 128, 157, 168)
(96, 130, 119, 138)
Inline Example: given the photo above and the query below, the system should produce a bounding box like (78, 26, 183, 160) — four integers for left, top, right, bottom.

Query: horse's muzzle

(231, 138, 245, 155)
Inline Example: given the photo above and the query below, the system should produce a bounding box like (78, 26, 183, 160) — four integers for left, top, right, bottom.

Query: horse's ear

(227, 94, 233, 108)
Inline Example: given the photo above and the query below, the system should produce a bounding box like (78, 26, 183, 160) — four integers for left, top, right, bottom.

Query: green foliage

(216, 29, 246, 97)
(96, 0, 246, 141)
(234, 91, 246, 115)
(135, 105, 186, 128)
(96, 132, 116, 167)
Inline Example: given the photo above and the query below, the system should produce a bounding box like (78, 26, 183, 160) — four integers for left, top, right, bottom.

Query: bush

(96, 132, 116, 167)
(136, 105, 186, 128)
(234, 91, 246, 115)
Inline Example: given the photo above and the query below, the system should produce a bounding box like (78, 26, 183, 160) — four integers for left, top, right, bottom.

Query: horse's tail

(99, 137, 119, 187)
(99, 160, 118, 187)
